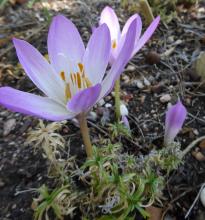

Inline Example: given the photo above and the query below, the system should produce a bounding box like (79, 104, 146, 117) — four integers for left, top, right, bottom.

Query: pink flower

(0, 15, 137, 121)
(100, 6, 160, 64)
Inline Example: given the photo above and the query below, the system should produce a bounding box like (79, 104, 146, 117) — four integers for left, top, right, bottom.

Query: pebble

(88, 111, 97, 121)
(134, 79, 144, 89)
(193, 129, 199, 136)
(200, 187, 205, 207)
(167, 36, 174, 43)
(3, 118, 16, 136)
(12, 204, 17, 209)
(0, 179, 5, 188)
(145, 51, 161, 65)
(160, 94, 171, 103)
(143, 77, 151, 86)
(122, 75, 130, 83)
(126, 64, 135, 72)
(105, 103, 112, 108)
(192, 150, 205, 161)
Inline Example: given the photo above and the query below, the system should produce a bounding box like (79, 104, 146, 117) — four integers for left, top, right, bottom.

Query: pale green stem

(114, 79, 121, 122)
(78, 113, 93, 158)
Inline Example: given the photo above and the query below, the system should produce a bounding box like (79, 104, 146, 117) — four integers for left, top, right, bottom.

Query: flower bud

(164, 100, 187, 146)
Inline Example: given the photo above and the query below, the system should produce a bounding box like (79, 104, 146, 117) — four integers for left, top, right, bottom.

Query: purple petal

(132, 16, 160, 57)
(113, 14, 142, 63)
(13, 38, 65, 104)
(67, 84, 101, 114)
(91, 26, 96, 33)
(83, 24, 111, 85)
(121, 14, 142, 41)
(99, 6, 121, 42)
(164, 100, 187, 145)
(0, 87, 76, 121)
(99, 18, 137, 100)
(48, 15, 85, 74)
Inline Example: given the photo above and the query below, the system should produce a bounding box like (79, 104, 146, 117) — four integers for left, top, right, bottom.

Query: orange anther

(60, 71, 66, 81)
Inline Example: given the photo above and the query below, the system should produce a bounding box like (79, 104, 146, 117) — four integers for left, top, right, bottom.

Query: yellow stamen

(60, 71, 66, 81)
(78, 63, 84, 72)
(65, 83, 71, 100)
(77, 72, 82, 89)
(112, 40, 117, 49)
(85, 77, 92, 88)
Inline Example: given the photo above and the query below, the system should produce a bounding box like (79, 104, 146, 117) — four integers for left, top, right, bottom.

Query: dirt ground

(0, 0, 205, 219)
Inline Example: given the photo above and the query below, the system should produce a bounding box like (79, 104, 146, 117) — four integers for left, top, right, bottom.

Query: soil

(0, 0, 205, 219)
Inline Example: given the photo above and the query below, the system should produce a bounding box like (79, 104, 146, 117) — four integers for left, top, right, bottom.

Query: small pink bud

(164, 100, 187, 146)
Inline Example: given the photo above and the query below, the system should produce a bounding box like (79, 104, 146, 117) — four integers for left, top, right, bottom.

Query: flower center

(60, 63, 92, 102)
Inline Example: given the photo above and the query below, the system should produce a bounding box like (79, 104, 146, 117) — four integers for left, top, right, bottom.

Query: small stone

(167, 36, 174, 43)
(126, 64, 135, 72)
(200, 187, 205, 207)
(12, 204, 17, 209)
(122, 75, 130, 83)
(3, 118, 16, 136)
(0, 179, 5, 188)
(105, 103, 112, 108)
(160, 94, 171, 103)
(199, 139, 205, 149)
(145, 51, 161, 65)
(134, 80, 144, 89)
(193, 129, 199, 136)
(88, 111, 97, 121)
(143, 77, 151, 86)
(192, 151, 205, 161)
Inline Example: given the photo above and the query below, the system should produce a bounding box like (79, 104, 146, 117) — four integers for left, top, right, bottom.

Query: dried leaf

(195, 52, 205, 80)
(146, 206, 163, 220)
(199, 139, 205, 149)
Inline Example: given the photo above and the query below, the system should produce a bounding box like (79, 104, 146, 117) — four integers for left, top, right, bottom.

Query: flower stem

(78, 114, 93, 158)
(114, 79, 121, 122)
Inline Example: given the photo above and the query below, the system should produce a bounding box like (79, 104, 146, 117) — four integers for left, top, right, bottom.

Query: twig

(184, 183, 205, 219)
(180, 136, 205, 158)
(88, 121, 109, 137)
(15, 188, 37, 196)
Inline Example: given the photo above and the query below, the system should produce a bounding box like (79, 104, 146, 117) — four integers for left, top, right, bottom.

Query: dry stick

(78, 114, 93, 158)
(180, 135, 205, 159)
(184, 183, 205, 219)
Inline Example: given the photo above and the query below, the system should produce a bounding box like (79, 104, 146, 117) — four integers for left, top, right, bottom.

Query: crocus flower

(164, 101, 187, 146)
(0, 15, 137, 121)
(100, 6, 160, 64)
